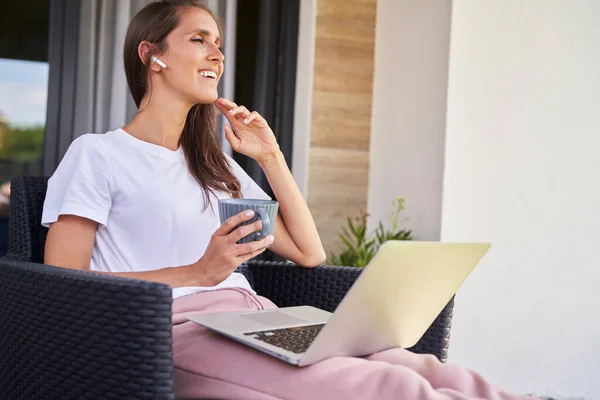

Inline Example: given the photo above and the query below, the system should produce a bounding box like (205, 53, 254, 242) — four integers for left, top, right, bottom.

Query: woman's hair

(123, 0, 242, 205)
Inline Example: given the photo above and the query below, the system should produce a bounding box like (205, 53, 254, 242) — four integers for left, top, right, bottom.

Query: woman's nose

(208, 45, 224, 63)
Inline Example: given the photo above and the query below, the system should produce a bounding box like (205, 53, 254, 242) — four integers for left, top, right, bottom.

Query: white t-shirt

(41, 128, 270, 298)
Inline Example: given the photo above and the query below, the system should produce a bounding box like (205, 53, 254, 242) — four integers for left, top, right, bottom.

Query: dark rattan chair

(0, 176, 454, 399)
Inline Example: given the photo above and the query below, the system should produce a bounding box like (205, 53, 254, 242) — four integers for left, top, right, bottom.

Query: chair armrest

(238, 260, 454, 362)
(406, 296, 454, 362)
(0, 257, 175, 400)
(238, 261, 362, 312)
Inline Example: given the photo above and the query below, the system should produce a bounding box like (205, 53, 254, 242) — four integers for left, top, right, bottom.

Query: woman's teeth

(200, 71, 217, 79)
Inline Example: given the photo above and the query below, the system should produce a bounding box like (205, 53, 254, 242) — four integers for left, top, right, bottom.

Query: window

(0, 0, 50, 255)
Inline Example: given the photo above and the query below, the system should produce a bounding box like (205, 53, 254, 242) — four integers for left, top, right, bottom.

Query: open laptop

(187, 241, 490, 366)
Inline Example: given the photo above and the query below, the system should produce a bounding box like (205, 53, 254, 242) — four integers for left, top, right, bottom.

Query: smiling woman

(35, 1, 536, 399)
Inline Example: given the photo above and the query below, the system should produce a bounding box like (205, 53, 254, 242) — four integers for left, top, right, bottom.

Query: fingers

(236, 235, 274, 257)
(238, 246, 267, 264)
(215, 98, 264, 126)
(216, 97, 237, 110)
(237, 235, 275, 263)
(214, 98, 245, 118)
(229, 219, 263, 243)
(215, 210, 255, 236)
(228, 105, 250, 119)
(224, 124, 240, 147)
(242, 111, 260, 125)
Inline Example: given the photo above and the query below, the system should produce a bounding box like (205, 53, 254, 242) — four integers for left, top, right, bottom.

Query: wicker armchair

(0, 176, 454, 399)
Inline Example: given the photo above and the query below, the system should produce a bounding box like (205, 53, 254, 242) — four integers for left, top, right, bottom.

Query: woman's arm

(258, 151, 326, 267)
(45, 215, 197, 286)
(44, 213, 271, 286)
(215, 98, 326, 268)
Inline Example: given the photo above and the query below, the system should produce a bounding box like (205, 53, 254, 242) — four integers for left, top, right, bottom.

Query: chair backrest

(7, 176, 48, 262)
(2, 176, 176, 398)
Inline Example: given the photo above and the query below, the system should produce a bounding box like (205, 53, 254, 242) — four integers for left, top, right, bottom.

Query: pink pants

(172, 288, 536, 400)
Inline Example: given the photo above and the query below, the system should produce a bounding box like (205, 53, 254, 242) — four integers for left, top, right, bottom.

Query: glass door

(0, 0, 50, 255)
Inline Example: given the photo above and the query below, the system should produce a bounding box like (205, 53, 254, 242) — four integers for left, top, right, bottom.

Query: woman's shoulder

(69, 130, 115, 150)
(66, 130, 124, 161)
(221, 151, 271, 200)
(222, 152, 246, 177)
(58, 131, 121, 175)
(224, 152, 250, 171)
(222, 151, 235, 163)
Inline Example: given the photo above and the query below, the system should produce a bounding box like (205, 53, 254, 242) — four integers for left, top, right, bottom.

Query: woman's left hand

(215, 98, 280, 162)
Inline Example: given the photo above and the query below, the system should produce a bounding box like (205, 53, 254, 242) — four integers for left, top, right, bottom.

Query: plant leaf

(340, 234, 355, 251)
(348, 217, 357, 235)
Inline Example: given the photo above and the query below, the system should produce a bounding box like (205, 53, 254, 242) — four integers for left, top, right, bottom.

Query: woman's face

(157, 8, 224, 105)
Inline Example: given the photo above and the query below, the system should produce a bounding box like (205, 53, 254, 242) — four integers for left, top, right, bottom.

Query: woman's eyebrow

(188, 28, 221, 45)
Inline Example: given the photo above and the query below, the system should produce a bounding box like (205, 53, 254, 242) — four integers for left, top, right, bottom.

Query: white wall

(367, 0, 451, 239)
(442, 1, 600, 398)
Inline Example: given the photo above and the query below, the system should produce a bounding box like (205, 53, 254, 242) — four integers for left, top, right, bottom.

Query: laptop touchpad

(242, 311, 308, 327)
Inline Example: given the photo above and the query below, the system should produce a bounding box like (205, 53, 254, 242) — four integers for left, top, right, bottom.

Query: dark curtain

(234, 0, 300, 197)
(43, 0, 81, 175)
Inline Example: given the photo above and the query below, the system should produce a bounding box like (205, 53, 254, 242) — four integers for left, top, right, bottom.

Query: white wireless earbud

(151, 55, 167, 69)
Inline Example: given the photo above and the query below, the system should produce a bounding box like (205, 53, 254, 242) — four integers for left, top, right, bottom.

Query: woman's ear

(138, 41, 162, 72)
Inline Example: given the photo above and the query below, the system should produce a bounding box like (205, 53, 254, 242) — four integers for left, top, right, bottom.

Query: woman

(42, 1, 536, 399)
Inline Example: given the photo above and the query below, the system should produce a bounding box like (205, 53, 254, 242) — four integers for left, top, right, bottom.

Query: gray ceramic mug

(218, 198, 279, 244)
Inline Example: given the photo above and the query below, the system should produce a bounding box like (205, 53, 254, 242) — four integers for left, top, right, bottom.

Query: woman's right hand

(190, 210, 275, 286)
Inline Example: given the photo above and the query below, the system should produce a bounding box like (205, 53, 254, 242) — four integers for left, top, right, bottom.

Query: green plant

(330, 197, 412, 268)
(0, 124, 45, 160)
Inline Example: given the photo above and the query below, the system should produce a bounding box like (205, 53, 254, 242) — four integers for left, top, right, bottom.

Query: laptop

(187, 241, 490, 366)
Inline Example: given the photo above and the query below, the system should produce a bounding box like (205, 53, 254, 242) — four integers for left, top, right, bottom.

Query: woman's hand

(190, 210, 275, 286)
(214, 97, 280, 162)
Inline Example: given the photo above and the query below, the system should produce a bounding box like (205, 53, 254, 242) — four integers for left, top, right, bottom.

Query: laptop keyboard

(243, 324, 325, 354)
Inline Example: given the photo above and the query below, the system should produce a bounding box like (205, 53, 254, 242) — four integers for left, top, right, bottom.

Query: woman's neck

(123, 91, 194, 151)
